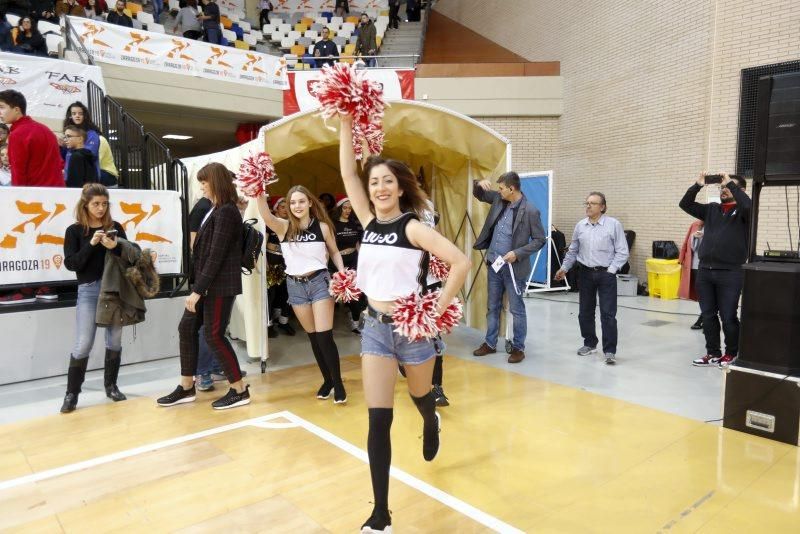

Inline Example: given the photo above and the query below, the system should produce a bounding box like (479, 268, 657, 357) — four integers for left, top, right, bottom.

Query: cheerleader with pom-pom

(329, 194, 367, 334)
(255, 186, 348, 404)
(264, 197, 295, 338)
(338, 115, 470, 534)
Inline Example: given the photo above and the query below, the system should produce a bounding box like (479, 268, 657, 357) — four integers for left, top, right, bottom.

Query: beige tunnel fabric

(180, 101, 509, 358)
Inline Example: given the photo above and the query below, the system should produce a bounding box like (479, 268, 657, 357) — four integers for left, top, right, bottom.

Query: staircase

(378, 18, 425, 69)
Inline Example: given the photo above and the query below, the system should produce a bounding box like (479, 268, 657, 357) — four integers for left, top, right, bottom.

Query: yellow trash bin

(646, 258, 681, 299)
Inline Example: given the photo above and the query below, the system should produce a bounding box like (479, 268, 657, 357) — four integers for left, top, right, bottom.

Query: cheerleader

(256, 186, 348, 403)
(330, 194, 367, 333)
(338, 115, 470, 533)
(265, 196, 295, 338)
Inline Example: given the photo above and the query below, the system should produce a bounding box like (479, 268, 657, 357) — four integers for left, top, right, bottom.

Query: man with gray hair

(556, 192, 629, 364)
(472, 172, 546, 363)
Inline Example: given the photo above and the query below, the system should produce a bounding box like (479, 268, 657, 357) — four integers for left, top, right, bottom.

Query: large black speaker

(753, 72, 800, 182)
(737, 261, 800, 375)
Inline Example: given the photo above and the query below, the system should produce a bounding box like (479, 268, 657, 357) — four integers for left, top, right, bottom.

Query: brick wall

(437, 0, 800, 276)
(476, 117, 559, 173)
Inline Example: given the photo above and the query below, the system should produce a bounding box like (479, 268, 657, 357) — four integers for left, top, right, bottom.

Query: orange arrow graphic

(0, 234, 17, 249)
(49, 203, 66, 220)
(146, 204, 161, 221)
(36, 234, 65, 245)
(120, 202, 149, 227)
(136, 232, 172, 243)
(12, 201, 51, 232)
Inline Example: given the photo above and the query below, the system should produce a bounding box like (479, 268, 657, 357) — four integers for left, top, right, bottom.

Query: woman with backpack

(157, 162, 250, 410)
(256, 185, 348, 404)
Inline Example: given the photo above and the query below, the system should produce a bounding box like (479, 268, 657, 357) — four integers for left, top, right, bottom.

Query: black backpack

(241, 218, 264, 275)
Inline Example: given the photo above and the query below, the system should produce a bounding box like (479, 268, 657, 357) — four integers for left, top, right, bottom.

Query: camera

(705, 174, 723, 184)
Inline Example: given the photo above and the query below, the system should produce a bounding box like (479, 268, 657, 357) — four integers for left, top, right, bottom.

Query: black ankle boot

(104, 349, 127, 402)
(61, 356, 88, 413)
(691, 315, 703, 330)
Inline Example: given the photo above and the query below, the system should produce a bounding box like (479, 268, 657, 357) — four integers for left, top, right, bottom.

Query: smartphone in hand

(704, 174, 723, 184)
(104, 229, 118, 239)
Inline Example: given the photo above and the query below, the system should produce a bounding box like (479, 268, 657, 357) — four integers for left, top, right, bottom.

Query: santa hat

(335, 194, 349, 208)
(269, 196, 285, 211)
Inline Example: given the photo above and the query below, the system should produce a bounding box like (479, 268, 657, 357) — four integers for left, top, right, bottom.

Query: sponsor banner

(0, 52, 106, 120)
(271, 0, 387, 13)
(0, 187, 183, 286)
(283, 69, 414, 115)
(70, 17, 289, 90)
(218, 0, 245, 14)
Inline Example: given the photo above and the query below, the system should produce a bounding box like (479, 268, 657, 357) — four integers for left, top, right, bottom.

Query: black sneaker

(432, 385, 449, 407)
(317, 382, 333, 399)
(157, 385, 196, 407)
(333, 382, 347, 404)
(211, 385, 251, 410)
(361, 509, 392, 533)
(277, 322, 296, 336)
(423, 412, 441, 461)
(268, 325, 278, 338)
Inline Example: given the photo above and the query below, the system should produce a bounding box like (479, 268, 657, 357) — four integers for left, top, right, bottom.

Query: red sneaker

(717, 354, 735, 368)
(692, 354, 722, 367)
(0, 291, 36, 305)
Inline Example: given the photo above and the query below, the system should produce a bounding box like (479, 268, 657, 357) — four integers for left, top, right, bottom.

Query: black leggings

(179, 295, 242, 383)
(268, 280, 290, 319)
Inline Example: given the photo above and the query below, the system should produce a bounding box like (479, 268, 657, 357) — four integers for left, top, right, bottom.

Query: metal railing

(63, 15, 94, 65)
(289, 53, 419, 69)
(418, 0, 433, 63)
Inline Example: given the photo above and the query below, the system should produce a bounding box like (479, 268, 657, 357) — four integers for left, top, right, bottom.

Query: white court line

(0, 410, 523, 534)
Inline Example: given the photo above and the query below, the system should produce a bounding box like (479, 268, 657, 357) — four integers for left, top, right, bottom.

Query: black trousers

(179, 295, 242, 383)
(696, 268, 743, 357)
(388, 3, 400, 27)
(578, 266, 618, 354)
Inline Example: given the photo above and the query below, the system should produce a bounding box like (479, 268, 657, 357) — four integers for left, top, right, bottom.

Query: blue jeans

(360, 311, 436, 365)
(196, 326, 223, 376)
(72, 280, 123, 359)
(286, 270, 332, 306)
(696, 268, 743, 357)
(578, 267, 618, 354)
(205, 27, 222, 45)
(485, 262, 527, 351)
(151, 0, 162, 20)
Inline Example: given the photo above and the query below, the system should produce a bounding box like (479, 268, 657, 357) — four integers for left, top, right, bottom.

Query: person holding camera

(555, 192, 629, 365)
(679, 172, 750, 368)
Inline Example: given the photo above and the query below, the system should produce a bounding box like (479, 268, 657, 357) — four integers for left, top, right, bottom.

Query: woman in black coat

(13, 16, 47, 56)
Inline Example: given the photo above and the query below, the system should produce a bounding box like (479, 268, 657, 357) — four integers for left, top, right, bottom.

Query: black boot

(691, 315, 703, 330)
(104, 349, 127, 402)
(61, 356, 88, 413)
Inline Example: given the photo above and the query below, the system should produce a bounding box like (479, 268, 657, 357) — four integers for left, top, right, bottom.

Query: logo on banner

(119, 202, 172, 243)
(49, 82, 81, 94)
(0, 201, 67, 249)
(80, 22, 111, 47)
(275, 56, 287, 78)
(124, 32, 155, 55)
(167, 39, 195, 62)
(242, 54, 266, 74)
(52, 254, 63, 269)
(0, 77, 17, 86)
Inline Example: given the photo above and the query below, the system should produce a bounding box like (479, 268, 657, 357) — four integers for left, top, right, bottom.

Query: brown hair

(362, 156, 429, 217)
(284, 185, 334, 242)
(587, 191, 607, 214)
(75, 183, 113, 234)
(65, 124, 86, 141)
(197, 162, 238, 206)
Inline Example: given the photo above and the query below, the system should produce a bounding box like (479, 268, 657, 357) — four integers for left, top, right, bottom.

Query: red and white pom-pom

(429, 255, 450, 282)
(311, 63, 386, 159)
(435, 297, 463, 335)
(329, 268, 362, 303)
(391, 291, 439, 342)
(236, 151, 278, 198)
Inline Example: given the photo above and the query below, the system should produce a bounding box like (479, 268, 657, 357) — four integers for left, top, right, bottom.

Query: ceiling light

(162, 134, 193, 140)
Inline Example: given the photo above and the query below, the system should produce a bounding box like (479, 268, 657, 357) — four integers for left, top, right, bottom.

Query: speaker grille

(737, 60, 800, 177)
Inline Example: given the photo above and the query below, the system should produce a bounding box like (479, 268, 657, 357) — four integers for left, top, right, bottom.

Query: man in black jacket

(106, 0, 133, 27)
(679, 172, 750, 368)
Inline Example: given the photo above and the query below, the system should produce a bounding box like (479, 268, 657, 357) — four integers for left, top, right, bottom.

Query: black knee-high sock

(316, 329, 342, 385)
(432, 355, 444, 387)
(308, 332, 331, 384)
(411, 392, 440, 461)
(367, 408, 393, 513)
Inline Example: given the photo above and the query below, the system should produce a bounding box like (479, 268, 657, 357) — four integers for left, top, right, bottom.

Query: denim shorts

(286, 270, 332, 306)
(360, 312, 437, 365)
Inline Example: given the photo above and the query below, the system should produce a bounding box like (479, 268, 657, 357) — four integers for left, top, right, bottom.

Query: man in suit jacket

(472, 171, 545, 363)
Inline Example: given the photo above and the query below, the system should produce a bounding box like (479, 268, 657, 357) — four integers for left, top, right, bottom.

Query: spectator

(30, 0, 58, 22)
(64, 125, 98, 188)
(82, 0, 106, 20)
(106, 0, 132, 27)
(60, 183, 131, 413)
(97, 135, 118, 187)
(0, 89, 63, 187)
(63, 101, 101, 180)
(258, 0, 272, 30)
(388, 0, 399, 29)
(330, 195, 365, 333)
(12, 16, 47, 56)
(354, 13, 376, 67)
(313, 26, 338, 67)
(334, 0, 348, 17)
(0, 13, 12, 52)
(0, 123, 8, 147)
(0, 145, 11, 186)
(173, 0, 201, 39)
(471, 172, 546, 364)
(679, 173, 751, 368)
(679, 219, 704, 330)
(406, 0, 420, 22)
(318, 192, 335, 215)
(197, 0, 221, 45)
(151, 0, 162, 23)
(55, 0, 84, 17)
(555, 192, 629, 365)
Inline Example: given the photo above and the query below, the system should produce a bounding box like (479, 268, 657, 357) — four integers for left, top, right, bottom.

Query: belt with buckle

(367, 306, 394, 324)
(579, 263, 610, 272)
(286, 269, 326, 283)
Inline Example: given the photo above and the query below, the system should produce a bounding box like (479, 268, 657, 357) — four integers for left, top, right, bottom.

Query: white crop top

(357, 213, 429, 301)
(280, 219, 328, 276)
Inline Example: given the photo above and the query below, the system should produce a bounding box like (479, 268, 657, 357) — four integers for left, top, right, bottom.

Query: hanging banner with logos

(0, 52, 106, 121)
(69, 17, 289, 90)
(218, 0, 245, 14)
(271, 0, 388, 13)
(283, 69, 414, 115)
(0, 187, 183, 286)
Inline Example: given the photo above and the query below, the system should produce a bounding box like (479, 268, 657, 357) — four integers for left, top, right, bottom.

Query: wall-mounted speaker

(753, 72, 800, 183)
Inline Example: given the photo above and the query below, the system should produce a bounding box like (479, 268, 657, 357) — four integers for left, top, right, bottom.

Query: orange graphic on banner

(119, 202, 171, 243)
(52, 254, 63, 269)
(207, 47, 233, 68)
(0, 77, 17, 86)
(168, 39, 195, 61)
(274, 56, 287, 77)
(124, 32, 155, 55)
(243, 54, 266, 74)
(80, 22, 111, 48)
(50, 82, 81, 94)
(1, 201, 66, 249)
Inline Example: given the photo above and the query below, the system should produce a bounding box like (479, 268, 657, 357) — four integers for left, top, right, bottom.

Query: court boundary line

(0, 410, 522, 534)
